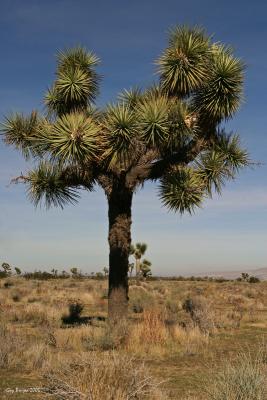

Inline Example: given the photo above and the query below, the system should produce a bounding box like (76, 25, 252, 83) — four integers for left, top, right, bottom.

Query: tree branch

(125, 138, 206, 187)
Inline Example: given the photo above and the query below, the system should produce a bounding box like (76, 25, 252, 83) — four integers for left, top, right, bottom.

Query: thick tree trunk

(107, 184, 133, 321)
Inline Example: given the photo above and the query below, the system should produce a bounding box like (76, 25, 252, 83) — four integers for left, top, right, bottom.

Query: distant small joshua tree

(103, 267, 109, 277)
(140, 259, 152, 278)
(70, 267, 78, 277)
(241, 272, 249, 282)
(14, 267, 22, 275)
(1, 263, 12, 275)
(130, 243, 148, 276)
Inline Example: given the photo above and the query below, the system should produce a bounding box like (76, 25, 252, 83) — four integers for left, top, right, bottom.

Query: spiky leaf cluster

(103, 103, 139, 168)
(193, 46, 244, 122)
(157, 26, 211, 97)
(26, 162, 80, 208)
(138, 96, 170, 146)
(2, 112, 41, 159)
(159, 167, 205, 214)
(40, 112, 101, 164)
(45, 47, 100, 116)
(1, 26, 248, 216)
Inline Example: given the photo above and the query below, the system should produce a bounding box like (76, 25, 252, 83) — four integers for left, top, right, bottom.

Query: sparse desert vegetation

(1, 275, 267, 399)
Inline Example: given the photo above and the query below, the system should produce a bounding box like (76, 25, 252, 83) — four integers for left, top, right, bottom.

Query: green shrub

(62, 302, 84, 324)
(129, 286, 155, 313)
(249, 276, 260, 283)
(11, 293, 21, 302)
(3, 281, 13, 288)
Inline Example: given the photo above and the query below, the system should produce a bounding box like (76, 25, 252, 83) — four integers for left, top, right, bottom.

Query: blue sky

(0, 0, 266, 275)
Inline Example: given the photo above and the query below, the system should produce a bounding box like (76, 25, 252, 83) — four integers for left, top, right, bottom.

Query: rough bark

(107, 182, 133, 321)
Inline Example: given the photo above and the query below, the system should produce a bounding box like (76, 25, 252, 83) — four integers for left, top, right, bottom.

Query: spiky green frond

(195, 131, 248, 196)
(193, 46, 244, 121)
(138, 97, 169, 146)
(159, 166, 205, 214)
(157, 26, 211, 97)
(142, 259, 151, 267)
(103, 103, 139, 167)
(214, 131, 249, 172)
(164, 99, 196, 152)
(45, 67, 95, 117)
(1, 112, 41, 159)
(45, 47, 100, 116)
(44, 84, 66, 118)
(196, 150, 230, 195)
(40, 112, 100, 164)
(143, 84, 163, 100)
(118, 87, 143, 109)
(129, 244, 135, 255)
(135, 242, 147, 255)
(56, 66, 95, 104)
(57, 47, 100, 104)
(57, 47, 100, 73)
(26, 162, 80, 208)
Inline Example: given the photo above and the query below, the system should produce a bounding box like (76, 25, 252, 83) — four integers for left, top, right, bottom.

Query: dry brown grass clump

(205, 349, 267, 400)
(44, 352, 168, 400)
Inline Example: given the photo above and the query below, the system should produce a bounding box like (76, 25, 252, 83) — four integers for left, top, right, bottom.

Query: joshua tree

(103, 267, 109, 277)
(14, 267, 22, 275)
(1, 262, 12, 275)
(140, 259, 152, 278)
(130, 242, 148, 276)
(2, 26, 248, 320)
(51, 268, 58, 277)
(241, 272, 249, 282)
(70, 267, 78, 277)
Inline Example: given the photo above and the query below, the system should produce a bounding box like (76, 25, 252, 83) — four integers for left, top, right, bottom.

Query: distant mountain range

(194, 267, 267, 280)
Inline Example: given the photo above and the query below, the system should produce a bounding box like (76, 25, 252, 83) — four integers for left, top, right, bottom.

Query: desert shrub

(182, 296, 215, 333)
(23, 343, 50, 370)
(84, 320, 129, 351)
(3, 280, 13, 288)
(0, 324, 24, 369)
(129, 286, 156, 313)
(132, 300, 144, 313)
(24, 270, 72, 280)
(249, 276, 260, 283)
(206, 351, 267, 399)
(24, 271, 54, 280)
(165, 298, 182, 325)
(165, 298, 181, 314)
(11, 292, 21, 302)
(27, 297, 39, 303)
(44, 352, 167, 400)
(61, 302, 84, 324)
